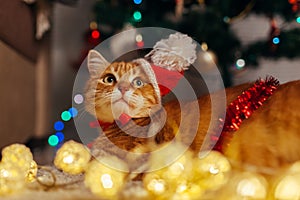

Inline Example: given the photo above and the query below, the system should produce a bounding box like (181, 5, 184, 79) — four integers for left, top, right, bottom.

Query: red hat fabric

(143, 32, 196, 98)
(151, 64, 184, 96)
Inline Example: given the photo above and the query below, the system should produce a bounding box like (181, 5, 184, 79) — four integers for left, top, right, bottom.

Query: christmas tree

(89, 0, 300, 86)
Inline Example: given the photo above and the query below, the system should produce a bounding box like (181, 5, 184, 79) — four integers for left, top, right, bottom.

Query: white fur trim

(145, 32, 197, 71)
(133, 58, 161, 104)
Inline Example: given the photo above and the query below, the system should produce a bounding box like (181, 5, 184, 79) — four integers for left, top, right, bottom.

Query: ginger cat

(85, 49, 300, 174)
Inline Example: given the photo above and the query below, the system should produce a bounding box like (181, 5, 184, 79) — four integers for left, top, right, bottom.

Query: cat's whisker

(76, 106, 86, 114)
(77, 105, 88, 112)
(77, 110, 89, 120)
(127, 94, 139, 102)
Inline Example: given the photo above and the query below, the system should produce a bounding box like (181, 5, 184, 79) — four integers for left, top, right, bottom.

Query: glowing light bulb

(196, 150, 231, 190)
(1, 168, 10, 178)
(236, 59, 245, 69)
(89, 21, 98, 30)
(238, 179, 258, 197)
(154, 181, 165, 193)
(147, 179, 166, 194)
(54, 140, 91, 174)
(0, 162, 26, 195)
(63, 155, 74, 164)
(223, 16, 231, 23)
(74, 94, 84, 104)
(209, 165, 220, 174)
(61, 111, 71, 121)
(54, 121, 64, 131)
(292, 4, 298, 12)
(273, 37, 280, 44)
(234, 173, 267, 199)
(169, 162, 185, 176)
(91, 30, 100, 39)
(136, 34, 143, 42)
(26, 160, 37, 182)
(275, 175, 300, 199)
(84, 159, 127, 198)
(136, 41, 144, 48)
(48, 135, 59, 146)
(55, 132, 64, 142)
(204, 52, 212, 61)
(176, 183, 187, 193)
(101, 174, 114, 189)
(68, 107, 78, 118)
(133, 11, 142, 22)
(134, 0, 142, 4)
(201, 42, 208, 51)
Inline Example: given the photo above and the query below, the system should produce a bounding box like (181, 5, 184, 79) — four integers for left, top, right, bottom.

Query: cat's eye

(102, 74, 116, 84)
(132, 78, 144, 88)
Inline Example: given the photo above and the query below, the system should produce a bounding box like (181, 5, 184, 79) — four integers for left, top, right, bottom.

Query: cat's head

(85, 50, 161, 123)
(85, 33, 197, 123)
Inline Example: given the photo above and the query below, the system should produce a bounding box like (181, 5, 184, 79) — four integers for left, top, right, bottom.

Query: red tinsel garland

(213, 76, 280, 153)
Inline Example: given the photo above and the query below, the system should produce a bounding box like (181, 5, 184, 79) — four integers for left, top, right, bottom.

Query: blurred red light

(289, 0, 297, 4)
(136, 41, 144, 48)
(91, 30, 100, 39)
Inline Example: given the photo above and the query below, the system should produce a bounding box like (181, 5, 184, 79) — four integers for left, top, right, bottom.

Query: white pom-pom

(146, 33, 197, 71)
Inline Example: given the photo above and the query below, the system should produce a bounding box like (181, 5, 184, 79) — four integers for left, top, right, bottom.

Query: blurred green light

(48, 135, 59, 146)
(133, 11, 142, 22)
(296, 17, 300, 24)
(61, 111, 71, 121)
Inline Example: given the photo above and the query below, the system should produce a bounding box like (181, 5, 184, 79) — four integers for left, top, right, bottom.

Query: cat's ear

(87, 50, 110, 77)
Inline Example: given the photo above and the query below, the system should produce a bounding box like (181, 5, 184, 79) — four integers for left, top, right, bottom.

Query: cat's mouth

(113, 98, 129, 105)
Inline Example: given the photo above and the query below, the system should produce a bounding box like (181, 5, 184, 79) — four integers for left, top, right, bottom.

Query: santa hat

(133, 33, 197, 102)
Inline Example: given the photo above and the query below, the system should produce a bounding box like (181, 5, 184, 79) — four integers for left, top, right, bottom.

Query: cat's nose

(118, 85, 129, 94)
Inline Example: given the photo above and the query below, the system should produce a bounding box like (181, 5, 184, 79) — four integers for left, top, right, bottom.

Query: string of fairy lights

(47, 0, 145, 148)
(48, 0, 300, 147)
(1, 0, 300, 198)
(47, 95, 83, 147)
(48, 107, 78, 147)
(133, 0, 143, 22)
